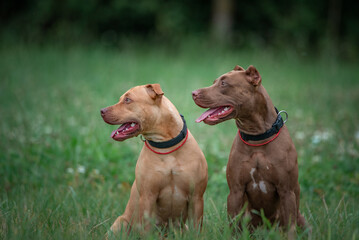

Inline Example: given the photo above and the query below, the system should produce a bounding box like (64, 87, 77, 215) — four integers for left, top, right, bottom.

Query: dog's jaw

(196, 105, 235, 124)
(111, 122, 141, 141)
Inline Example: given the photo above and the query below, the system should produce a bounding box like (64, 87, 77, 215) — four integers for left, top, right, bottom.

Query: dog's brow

(121, 93, 131, 101)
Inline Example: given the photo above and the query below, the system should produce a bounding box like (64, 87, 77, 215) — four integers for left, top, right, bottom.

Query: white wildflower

(312, 155, 321, 163)
(77, 165, 86, 174)
(66, 168, 74, 174)
(295, 131, 305, 140)
(311, 130, 333, 144)
(67, 117, 76, 126)
(44, 126, 52, 134)
(311, 135, 321, 144)
(320, 131, 332, 141)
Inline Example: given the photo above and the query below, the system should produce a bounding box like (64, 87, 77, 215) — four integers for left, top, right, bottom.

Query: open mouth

(196, 106, 234, 123)
(110, 122, 140, 141)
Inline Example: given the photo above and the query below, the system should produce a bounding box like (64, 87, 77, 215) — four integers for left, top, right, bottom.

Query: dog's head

(100, 84, 164, 141)
(192, 65, 263, 125)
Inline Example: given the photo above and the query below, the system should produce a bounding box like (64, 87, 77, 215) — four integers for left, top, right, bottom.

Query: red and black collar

(144, 114, 188, 155)
(239, 107, 288, 146)
(146, 114, 187, 149)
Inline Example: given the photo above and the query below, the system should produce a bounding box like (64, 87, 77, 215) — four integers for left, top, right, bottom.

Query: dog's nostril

(100, 108, 107, 115)
(192, 90, 199, 99)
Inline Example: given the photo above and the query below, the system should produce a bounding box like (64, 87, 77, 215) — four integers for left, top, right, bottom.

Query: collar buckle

(239, 107, 288, 143)
(278, 110, 288, 123)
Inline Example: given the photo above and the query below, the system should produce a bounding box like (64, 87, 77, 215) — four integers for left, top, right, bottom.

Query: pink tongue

(110, 123, 130, 138)
(196, 108, 221, 122)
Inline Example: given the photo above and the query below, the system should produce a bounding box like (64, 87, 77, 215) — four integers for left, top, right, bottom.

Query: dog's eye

(221, 80, 227, 87)
(124, 97, 132, 104)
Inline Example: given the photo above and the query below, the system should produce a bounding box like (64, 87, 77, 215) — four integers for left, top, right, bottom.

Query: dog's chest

(154, 156, 193, 219)
(247, 167, 272, 193)
(155, 156, 189, 181)
(243, 152, 276, 194)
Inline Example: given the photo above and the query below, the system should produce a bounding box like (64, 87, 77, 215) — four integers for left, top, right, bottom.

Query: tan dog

(192, 66, 307, 231)
(101, 84, 208, 235)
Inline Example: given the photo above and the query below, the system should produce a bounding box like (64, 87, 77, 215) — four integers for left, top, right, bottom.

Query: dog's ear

(245, 65, 261, 86)
(233, 65, 245, 71)
(146, 84, 164, 100)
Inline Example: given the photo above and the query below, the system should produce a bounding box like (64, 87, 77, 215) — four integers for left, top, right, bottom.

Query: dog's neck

(142, 97, 183, 142)
(235, 86, 278, 135)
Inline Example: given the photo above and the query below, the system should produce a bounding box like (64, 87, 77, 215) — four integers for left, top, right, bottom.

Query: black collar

(239, 107, 284, 142)
(147, 114, 188, 149)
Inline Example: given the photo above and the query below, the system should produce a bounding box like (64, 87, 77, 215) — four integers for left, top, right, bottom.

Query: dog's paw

(110, 216, 129, 235)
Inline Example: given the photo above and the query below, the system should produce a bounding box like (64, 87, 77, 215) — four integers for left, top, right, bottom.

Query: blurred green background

(1, 0, 359, 239)
(1, 0, 359, 58)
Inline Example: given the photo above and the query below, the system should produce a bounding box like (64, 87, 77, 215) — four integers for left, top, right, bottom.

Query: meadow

(0, 41, 358, 239)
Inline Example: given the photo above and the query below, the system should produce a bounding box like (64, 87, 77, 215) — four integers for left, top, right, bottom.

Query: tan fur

(101, 84, 208, 235)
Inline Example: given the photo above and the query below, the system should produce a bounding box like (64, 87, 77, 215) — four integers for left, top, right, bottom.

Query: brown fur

(101, 84, 208, 235)
(192, 66, 307, 231)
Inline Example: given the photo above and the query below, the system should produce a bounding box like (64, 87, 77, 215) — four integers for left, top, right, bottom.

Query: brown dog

(192, 65, 307, 231)
(101, 84, 208, 235)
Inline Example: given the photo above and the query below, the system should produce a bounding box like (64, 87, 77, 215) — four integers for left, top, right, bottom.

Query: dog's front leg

(227, 185, 246, 222)
(188, 195, 204, 228)
(138, 194, 156, 232)
(277, 187, 297, 238)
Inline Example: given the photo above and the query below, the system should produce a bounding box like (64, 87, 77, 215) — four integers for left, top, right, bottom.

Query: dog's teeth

(116, 131, 119, 135)
(224, 107, 229, 111)
(131, 123, 135, 127)
(125, 128, 129, 131)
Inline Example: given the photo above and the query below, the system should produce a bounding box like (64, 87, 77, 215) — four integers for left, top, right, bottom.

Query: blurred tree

(212, 0, 233, 43)
(326, 0, 342, 55)
(0, 0, 358, 58)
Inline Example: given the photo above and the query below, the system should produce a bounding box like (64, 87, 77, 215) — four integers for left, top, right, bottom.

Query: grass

(0, 41, 358, 239)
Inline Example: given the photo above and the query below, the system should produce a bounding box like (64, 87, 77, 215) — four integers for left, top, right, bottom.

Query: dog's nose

(100, 108, 107, 116)
(192, 90, 199, 100)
